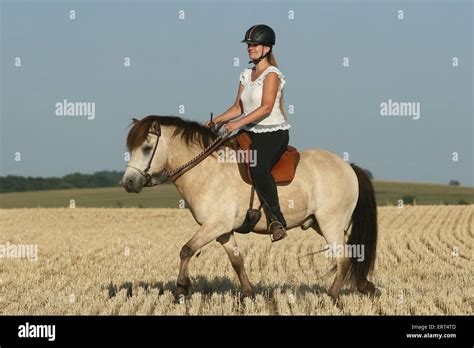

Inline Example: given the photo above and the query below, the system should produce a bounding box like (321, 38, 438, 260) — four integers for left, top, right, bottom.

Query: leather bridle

(126, 122, 233, 187)
(126, 125, 162, 187)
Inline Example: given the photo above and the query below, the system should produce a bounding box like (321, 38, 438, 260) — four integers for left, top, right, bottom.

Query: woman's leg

(248, 130, 289, 227)
(266, 129, 289, 226)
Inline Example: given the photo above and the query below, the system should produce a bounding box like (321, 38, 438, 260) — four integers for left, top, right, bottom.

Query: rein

(127, 122, 232, 186)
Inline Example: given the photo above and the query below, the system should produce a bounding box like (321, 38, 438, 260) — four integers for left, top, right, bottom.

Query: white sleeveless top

(239, 66, 291, 133)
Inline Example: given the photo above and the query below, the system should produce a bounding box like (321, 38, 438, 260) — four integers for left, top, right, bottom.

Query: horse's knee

(216, 233, 230, 245)
(180, 244, 194, 260)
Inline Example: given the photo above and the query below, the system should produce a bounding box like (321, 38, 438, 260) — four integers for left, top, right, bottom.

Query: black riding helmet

(241, 24, 275, 65)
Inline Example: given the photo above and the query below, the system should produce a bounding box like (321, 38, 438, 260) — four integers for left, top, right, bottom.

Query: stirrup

(269, 221, 287, 243)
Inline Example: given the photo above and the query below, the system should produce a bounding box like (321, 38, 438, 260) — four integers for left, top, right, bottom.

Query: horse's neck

(165, 136, 217, 200)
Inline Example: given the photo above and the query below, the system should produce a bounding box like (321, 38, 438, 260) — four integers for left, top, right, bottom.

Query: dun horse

(121, 115, 378, 301)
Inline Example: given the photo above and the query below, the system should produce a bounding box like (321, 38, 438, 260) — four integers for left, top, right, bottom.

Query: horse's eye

(143, 146, 153, 153)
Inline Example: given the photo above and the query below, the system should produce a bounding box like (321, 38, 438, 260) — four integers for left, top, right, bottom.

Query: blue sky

(1, 0, 472, 186)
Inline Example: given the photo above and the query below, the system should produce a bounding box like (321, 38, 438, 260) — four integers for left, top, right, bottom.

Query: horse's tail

(347, 163, 378, 288)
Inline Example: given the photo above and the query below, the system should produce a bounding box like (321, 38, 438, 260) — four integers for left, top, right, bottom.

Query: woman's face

(247, 43, 269, 61)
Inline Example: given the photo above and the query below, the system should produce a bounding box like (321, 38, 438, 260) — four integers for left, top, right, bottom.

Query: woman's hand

(223, 121, 241, 133)
(204, 120, 215, 128)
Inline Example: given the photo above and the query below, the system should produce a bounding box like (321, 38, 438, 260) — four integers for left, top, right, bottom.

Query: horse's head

(121, 118, 168, 193)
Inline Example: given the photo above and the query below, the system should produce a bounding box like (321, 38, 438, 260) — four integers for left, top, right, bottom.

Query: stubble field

(0, 205, 472, 315)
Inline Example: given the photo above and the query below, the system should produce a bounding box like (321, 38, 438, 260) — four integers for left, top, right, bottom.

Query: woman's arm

(205, 82, 244, 126)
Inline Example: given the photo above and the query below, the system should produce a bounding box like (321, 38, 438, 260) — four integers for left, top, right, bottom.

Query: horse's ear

(132, 118, 139, 123)
(150, 120, 160, 133)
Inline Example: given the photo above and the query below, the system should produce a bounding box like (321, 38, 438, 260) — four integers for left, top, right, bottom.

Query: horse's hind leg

(320, 221, 351, 302)
(217, 232, 253, 297)
(329, 254, 351, 303)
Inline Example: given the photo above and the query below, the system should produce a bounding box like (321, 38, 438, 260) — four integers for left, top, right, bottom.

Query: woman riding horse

(205, 24, 290, 242)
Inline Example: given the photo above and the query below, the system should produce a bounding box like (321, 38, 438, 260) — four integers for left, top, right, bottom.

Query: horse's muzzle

(121, 174, 144, 193)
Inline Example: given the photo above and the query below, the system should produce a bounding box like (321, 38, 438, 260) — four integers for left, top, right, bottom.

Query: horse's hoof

(329, 295, 344, 310)
(240, 290, 255, 301)
(370, 287, 382, 298)
(174, 292, 189, 304)
(176, 278, 191, 294)
(358, 281, 380, 298)
(175, 283, 191, 303)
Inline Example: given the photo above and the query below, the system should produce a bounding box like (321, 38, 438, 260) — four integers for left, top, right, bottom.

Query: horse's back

(297, 148, 353, 175)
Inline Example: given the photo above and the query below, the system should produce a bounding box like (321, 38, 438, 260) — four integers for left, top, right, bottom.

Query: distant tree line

(0, 171, 125, 193)
(0, 166, 462, 194)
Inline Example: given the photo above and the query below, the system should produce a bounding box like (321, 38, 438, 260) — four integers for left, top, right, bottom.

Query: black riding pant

(248, 129, 289, 227)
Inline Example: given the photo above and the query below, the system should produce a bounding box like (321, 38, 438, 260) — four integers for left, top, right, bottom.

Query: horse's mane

(126, 115, 218, 151)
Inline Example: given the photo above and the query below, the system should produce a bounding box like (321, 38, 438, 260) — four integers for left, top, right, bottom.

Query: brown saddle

(232, 131, 300, 186)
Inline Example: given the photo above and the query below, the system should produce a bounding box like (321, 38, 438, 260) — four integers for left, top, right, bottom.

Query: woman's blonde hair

(266, 50, 286, 117)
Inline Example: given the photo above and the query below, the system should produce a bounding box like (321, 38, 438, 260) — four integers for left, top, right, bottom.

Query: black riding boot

(269, 204, 287, 227)
(261, 202, 287, 242)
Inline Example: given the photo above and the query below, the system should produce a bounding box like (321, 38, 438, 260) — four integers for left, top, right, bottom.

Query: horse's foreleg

(176, 222, 231, 299)
(216, 232, 253, 297)
(176, 244, 193, 299)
